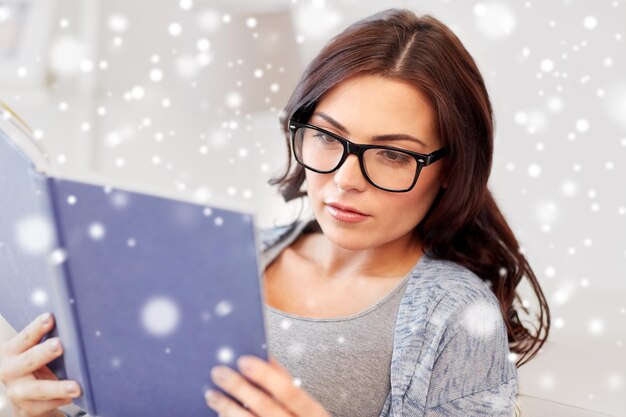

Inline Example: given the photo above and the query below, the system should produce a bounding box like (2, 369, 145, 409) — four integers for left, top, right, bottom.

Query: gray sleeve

(423, 287, 518, 415)
(424, 379, 517, 416)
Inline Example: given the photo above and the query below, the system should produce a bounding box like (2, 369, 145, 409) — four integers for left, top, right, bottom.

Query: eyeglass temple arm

(425, 148, 447, 165)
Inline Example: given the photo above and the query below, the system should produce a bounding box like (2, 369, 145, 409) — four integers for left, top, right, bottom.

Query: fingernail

(211, 366, 228, 384)
(41, 312, 51, 325)
(204, 390, 219, 405)
(237, 356, 255, 374)
(66, 383, 79, 397)
(50, 338, 60, 352)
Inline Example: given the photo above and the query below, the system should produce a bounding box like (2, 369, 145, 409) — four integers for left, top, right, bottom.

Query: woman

(0, 8, 549, 417)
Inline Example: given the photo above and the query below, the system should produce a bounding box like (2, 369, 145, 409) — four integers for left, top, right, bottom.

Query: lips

(325, 202, 369, 216)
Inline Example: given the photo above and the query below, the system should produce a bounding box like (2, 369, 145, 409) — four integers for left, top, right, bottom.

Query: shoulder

(420, 257, 508, 361)
(425, 258, 507, 353)
(255, 217, 319, 254)
(400, 254, 513, 369)
(396, 255, 506, 361)
(254, 221, 299, 253)
(406, 255, 501, 327)
(415, 255, 493, 295)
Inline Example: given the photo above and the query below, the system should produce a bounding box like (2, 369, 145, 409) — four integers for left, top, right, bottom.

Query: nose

(333, 153, 367, 192)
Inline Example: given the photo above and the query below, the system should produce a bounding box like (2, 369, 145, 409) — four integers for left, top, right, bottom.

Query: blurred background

(0, 0, 625, 416)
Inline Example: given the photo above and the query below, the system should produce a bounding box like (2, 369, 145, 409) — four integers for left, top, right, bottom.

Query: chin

(315, 214, 375, 251)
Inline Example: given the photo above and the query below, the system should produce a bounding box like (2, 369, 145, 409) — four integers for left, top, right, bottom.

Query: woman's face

(304, 74, 446, 251)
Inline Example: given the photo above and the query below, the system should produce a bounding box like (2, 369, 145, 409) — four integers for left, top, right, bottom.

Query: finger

(210, 366, 292, 417)
(237, 356, 329, 417)
(267, 355, 291, 377)
(205, 389, 257, 417)
(17, 397, 73, 417)
(7, 378, 81, 402)
(1, 337, 63, 381)
(1, 313, 54, 355)
(33, 365, 60, 381)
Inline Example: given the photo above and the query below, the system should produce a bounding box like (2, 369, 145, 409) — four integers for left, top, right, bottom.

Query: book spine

(44, 177, 97, 416)
(249, 214, 270, 363)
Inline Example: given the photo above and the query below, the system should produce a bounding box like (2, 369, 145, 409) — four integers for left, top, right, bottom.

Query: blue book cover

(0, 110, 269, 416)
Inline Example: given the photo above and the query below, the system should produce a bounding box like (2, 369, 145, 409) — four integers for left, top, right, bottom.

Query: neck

(313, 230, 423, 281)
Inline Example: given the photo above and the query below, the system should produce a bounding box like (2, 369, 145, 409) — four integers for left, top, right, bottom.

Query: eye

(376, 149, 412, 165)
(313, 132, 337, 144)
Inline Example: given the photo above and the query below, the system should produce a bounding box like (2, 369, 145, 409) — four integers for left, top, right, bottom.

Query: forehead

(311, 74, 440, 147)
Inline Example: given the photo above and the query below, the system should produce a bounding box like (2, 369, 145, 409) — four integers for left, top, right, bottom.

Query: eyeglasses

(288, 120, 448, 192)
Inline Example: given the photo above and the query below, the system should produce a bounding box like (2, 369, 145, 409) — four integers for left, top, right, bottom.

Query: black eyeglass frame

(288, 119, 448, 193)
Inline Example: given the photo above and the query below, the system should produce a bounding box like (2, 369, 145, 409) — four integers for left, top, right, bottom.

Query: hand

(206, 354, 331, 417)
(0, 312, 82, 417)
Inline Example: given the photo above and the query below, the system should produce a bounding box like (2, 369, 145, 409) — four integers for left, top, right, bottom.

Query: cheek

(385, 180, 441, 222)
(304, 171, 327, 196)
(385, 194, 424, 218)
(304, 171, 322, 210)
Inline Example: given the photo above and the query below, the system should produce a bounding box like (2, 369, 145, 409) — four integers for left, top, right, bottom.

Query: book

(0, 104, 269, 416)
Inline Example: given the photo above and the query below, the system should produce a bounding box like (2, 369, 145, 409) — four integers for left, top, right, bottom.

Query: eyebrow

(311, 111, 429, 148)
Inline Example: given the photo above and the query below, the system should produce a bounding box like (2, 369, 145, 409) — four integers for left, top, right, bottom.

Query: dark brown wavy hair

(269, 8, 550, 368)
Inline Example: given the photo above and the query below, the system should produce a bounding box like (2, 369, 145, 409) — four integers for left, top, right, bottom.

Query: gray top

(263, 218, 409, 417)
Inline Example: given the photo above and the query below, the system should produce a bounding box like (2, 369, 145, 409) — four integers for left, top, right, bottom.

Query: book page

(0, 100, 53, 175)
